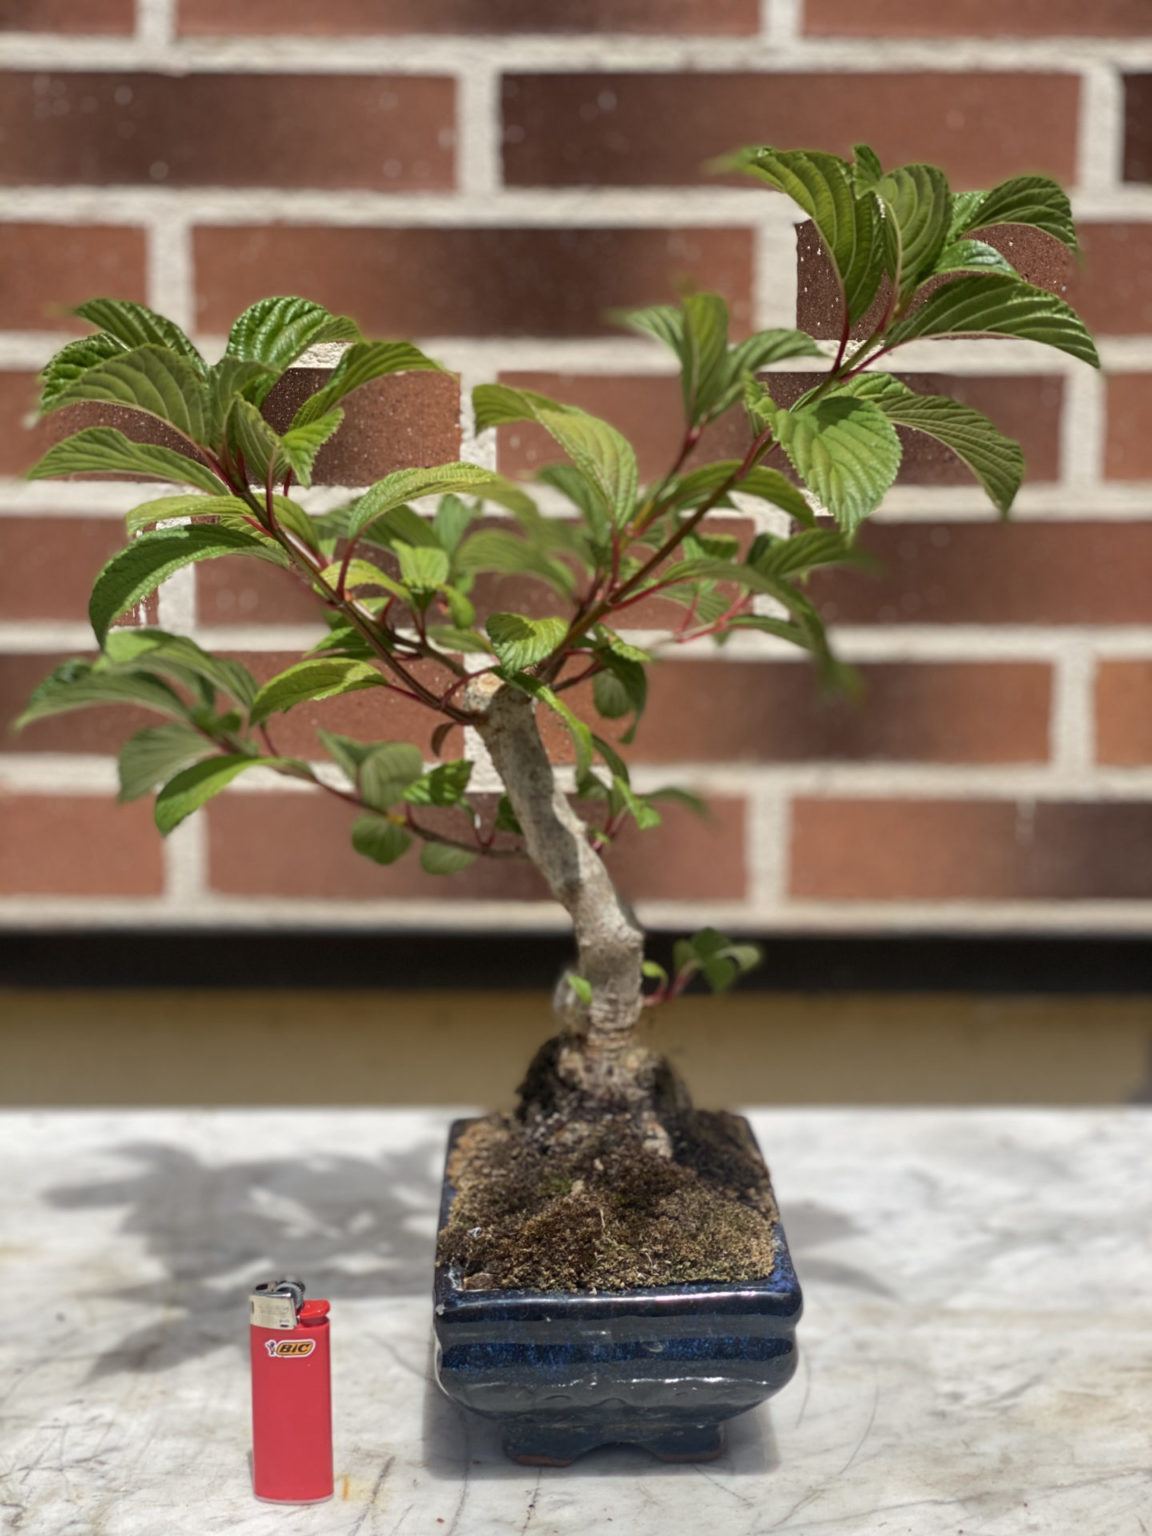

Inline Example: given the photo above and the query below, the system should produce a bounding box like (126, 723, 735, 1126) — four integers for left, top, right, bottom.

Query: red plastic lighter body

(250, 1289, 333, 1503)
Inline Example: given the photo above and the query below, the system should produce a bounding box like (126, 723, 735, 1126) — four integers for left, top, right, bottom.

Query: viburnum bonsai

(21, 145, 1096, 1168)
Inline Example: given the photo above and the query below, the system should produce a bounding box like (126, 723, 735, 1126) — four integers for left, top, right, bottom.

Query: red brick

(196, 558, 321, 628)
(1077, 225, 1152, 335)
(0, 0, 133, 31)
(0, 372, 45, 475)
(261, 369, 461, 486)
(0, 73, 453, 190)
(806, 0, 1152, 35)
(0, 225, 147, 332)
(178, 0, 758, 35)
(194, 227, 755, 339)
(810, 523, 1152, 626)
(606, 660, 1052, 765)
(0, 794, 162, 895)
(207, 790, 745, 901)
(502, 73, 1078, 191)
(791, 798, 1152, 901)
(0, 517, 124, 621)
(1095, 662, 1152, 766)
(1105, 374, 1152, 479)
(1125, 75, 1152, 183)
(797, 221, 1079, 339)
(0, 651, 157, 755)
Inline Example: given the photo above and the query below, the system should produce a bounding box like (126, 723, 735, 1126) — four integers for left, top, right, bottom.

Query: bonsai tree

(19, 145, 1096, 1152)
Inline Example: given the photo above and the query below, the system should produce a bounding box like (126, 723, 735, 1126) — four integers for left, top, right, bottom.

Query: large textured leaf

(226, 395, 281, 483)
(728, 327, 824, 375)
(347, 464, 512, 540)
(351, 815, 412, 866)
(73, 298, 204, 369)
(770, 395, 902, 535)
(885, 272, 1099, 367)
(732, 146, 884, 324)
(420, 843, 477, 875)
(291, 341, 446, 427)
(117, 723, 214, 802)
(276, 410, 344, 488)
(875, 163, 952, 301)
(155, 755, 295, 835)
(249, 659, 385, 725)
(89, 525, 290, 644)
(103, 628, 260, 708)
(39, 332, 127, 411)
(26, 426, 225, 495)
(15, 660, 188, 730)
(396, 544, 450, 594)
(125, 495, 241, 537)
(473, 384, 638, 528)
(932, 238, 1017, 278)
(672, 460, 813, 522)
(839, 375, 1025, 515)
(952, 174, 1078, 252)
(454, 528, 575, 596)
(225, 297, 361, 371)
(205, 356, 280, 435)
(43, 345, 209, 442)
(486, 613, 569, 671)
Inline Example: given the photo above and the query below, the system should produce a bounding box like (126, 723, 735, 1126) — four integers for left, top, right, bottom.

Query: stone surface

(0, 1108, 1149, 1533)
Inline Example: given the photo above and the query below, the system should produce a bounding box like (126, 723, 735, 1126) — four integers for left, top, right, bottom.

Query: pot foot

(501, 1420, 724, 1466)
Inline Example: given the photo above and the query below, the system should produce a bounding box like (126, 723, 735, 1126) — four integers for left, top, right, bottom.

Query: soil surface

(436, 1101, 781, 1292)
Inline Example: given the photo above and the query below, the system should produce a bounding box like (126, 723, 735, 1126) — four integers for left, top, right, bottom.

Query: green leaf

(495, 794, 523, 835)
(673, 459, 813, 522)
(426, 625, 494, 655)
(225, 297, 361, 372)
(875, 163, 952, 302)
(348, 464, 513, 540)
(433, 494, 476, 554)
(359, 742, 426, 809)
(205, 356, 280, 432)
(73, 298, 204, 369)
(27, 426, 225, 496)
(396, 544, 450, 594)
(592, 650, 647, 734)
(852, 142, 884, 193)
(838, 374, 1025, 515)
(486, 613, 568, 671)
(351, 814, 412, 865)
(566, 973, 593, 1005)
(473, 384, 638, 528)
(276, 409, 343, 488)
(677, 927, 763, 993)
(932, 238, 1017, 278)
(749, 526, 864, 582)
(226, 395, 281, 483)
(124, 494, 239, 537)
(730, 146, 884, 324)
(39, 331, 127, 411)
(43, 344, 209, 442)
(15, 660, 188, 730)
(155, 754, 292, 835)
(290, 340, 445, 427)
(952, 174, 1079, 252)
(419, 842, 478, 875)
(249, 659, 385, 725)
(89, 525, 290, 645)
(885, 272, 1099, 368)
(320, 557, 407, 600)
(727, 327, 825, 379)
(615, 778, 661, 831)
(374, 504, 444, 549)
(103, 627, 260, 708)
(455, 529, 576, 597)
(403, 759, 473, 807)
(769, 395, 902, 535)
(117, 722, 214, 802)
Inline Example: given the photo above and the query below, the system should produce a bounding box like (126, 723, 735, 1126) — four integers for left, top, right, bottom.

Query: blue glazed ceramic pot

(432, 1117, 802, 1465)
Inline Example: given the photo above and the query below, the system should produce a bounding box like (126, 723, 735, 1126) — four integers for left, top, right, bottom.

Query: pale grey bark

(464, 673, 646, 1094)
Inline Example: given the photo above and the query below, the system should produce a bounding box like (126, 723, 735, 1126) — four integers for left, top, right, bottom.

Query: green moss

(436, 1108, 780, 1292)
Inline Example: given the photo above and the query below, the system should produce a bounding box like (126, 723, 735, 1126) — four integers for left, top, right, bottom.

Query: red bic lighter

(249, 1278, 333, 1503)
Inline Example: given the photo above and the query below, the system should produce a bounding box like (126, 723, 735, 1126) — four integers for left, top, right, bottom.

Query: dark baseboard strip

(0, 930, 1150, 993)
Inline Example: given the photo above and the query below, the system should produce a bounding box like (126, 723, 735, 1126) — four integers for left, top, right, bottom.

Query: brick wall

(2, 2, 1152, 937)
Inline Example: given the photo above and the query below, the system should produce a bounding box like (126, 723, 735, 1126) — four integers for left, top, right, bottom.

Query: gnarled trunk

(465, 673, 652, 1105)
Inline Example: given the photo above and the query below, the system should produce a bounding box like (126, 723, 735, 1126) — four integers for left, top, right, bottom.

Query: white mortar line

(1049, 644, 1097, 775)
(146, 215, 195, 333)
(1077, 59, 1126, 194)
(763, 0, 802, 45)
(135, 0, 174, 48)
(161, 817, 208, 906)
(1061, 358, 1106, 488)
(1, 33, 1147, 70)
(456, 61, 502, 199)
(745, 784, 789, 908)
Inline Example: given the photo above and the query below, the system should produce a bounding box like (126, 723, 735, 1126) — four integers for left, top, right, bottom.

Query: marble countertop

(1, 1107, 1149, 1535)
